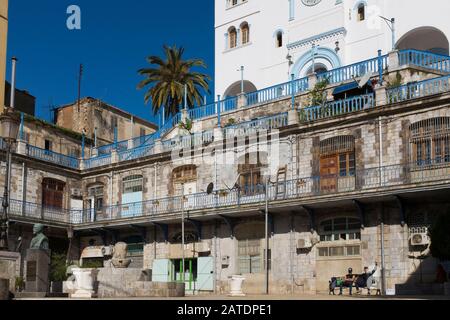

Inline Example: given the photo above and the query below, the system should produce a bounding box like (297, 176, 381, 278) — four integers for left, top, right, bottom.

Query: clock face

(301, 0, 322, 6)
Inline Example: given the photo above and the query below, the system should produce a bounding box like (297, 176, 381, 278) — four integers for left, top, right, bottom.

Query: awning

(332, 80, 373, 95)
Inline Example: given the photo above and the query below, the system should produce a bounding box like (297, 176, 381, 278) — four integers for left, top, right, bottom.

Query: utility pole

(77, 64, 83, 112)
(311, 43, 316, 74)
(239, 66, 244, 94)
(264, 177, 270, 295)
(181, 183, 185, 284)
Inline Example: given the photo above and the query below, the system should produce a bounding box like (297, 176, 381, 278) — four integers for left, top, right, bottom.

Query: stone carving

(111, 242, 131, 268)
(29, 224, 49, 250)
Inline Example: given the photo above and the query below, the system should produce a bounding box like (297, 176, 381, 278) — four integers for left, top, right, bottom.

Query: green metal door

(197, 257, 214, 291)
(152, 259, 171, 282)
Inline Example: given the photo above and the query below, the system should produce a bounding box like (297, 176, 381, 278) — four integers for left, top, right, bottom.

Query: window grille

(123, 175, 143, 193)
(320, 136, 355, 156)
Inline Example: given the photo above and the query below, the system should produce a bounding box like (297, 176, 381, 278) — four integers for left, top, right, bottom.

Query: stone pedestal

(288, 109, 299, 126)
(0, 251, 21, 293)
(388, 50, 400, 72)
(24, 249, 50, 295)
(69, 268, 97, 299)
(237, 93, 247, 108)
(0, 278, 9, 300)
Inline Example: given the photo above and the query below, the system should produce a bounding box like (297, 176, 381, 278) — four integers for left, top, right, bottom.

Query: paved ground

(14, 293, 450, 300)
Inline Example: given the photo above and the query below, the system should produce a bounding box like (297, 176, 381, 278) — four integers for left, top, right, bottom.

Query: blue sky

(6, 0, 215, 124)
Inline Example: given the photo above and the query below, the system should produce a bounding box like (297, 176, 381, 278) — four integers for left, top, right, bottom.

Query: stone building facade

(2, 49, 450, 295)
(55, 97, 158, 146)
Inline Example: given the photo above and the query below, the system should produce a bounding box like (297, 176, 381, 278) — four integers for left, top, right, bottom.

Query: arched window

(319, 217, 361, 242)
(172, 165, 197, 196)
(319, 136, 356, 192)
(42, 178, 65, 209)
(276, 31, 283, 48)
(241, 22, 250, 45)
(228, 27, 237, 49)
(410, 117, 450, 167)
(357, 3, 365, 21)
(317, 217, 361, 257)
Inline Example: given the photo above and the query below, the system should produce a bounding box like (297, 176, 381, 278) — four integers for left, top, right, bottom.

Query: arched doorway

(397, 27, 449, 55)
(224, 80, 258, 98)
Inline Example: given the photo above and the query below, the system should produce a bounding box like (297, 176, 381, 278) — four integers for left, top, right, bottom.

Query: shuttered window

(42, 178, 65, 209)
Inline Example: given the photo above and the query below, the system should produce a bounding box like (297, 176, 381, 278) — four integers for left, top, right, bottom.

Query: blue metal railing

(301, 93, 375, 122)
(118, 143, 155, 162)
(7, 162, 450, 224)
(318, 55, 388, 84)
(224, 113, 288, 139)
(160, 112, 182, 136)
(399, 49, 450, 74)
(245, 77, 308, 106)
(27, 145, 80, 169)
(162, 130, 214, 152)
(386, 74, 450, 104)
(83, 154, 112, 169)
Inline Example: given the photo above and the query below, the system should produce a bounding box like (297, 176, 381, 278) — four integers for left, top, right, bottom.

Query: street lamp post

(264, 177, 270, 295)
(0, 108, 20, 252)
(380, 16, 396, 51)
(181, 182, 185, 283)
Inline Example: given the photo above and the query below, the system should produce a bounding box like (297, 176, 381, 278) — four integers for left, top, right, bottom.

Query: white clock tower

(215, 0, 450, 98)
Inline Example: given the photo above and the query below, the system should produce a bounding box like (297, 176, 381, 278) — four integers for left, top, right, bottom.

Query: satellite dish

(358, 72, 372, 88)
(207, 183, 214, 195)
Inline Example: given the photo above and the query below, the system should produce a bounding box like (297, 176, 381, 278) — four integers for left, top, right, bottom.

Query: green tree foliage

(137, 45, 210, 118)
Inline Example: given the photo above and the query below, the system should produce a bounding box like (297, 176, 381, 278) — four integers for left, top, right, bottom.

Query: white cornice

(287, 27, 346, 50)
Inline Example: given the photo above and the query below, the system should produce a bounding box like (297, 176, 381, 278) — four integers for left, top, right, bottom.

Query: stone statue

(111, 242, 131, 268)
(29, 224, 49, 250)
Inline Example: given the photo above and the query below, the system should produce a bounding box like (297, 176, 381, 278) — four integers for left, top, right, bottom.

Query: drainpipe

(380, 204, 386, 295)
(378, 116, 383, 186)
(10, 57, 17, 108)
(264, 178, 270, 295)
(154, 163, 158, 199)
(21, 162, 25, 213)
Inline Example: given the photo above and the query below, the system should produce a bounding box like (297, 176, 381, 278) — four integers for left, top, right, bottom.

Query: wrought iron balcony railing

(7, 162, 450, 225)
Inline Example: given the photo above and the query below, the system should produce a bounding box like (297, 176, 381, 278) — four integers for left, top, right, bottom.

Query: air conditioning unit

(409, 227, 430, 246)
(101, 245, 114, 256)
(297, 238, 312, 249)
(410, 233, 430, 246)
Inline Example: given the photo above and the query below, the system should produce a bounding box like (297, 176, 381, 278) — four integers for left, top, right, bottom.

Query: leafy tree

(50, 253, 68, 282)
(137, 45, 210, 118)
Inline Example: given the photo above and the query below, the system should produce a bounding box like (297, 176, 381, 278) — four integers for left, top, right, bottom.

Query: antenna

(77, 64, 83, 112)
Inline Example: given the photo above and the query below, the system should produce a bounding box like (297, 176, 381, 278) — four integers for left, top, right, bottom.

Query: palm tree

(137, 45, 211, 118)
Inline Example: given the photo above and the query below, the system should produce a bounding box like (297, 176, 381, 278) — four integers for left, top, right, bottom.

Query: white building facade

(215, 0, 450, 98)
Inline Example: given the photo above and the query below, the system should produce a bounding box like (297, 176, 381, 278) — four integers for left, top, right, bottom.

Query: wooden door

(320, 155, 338, 193)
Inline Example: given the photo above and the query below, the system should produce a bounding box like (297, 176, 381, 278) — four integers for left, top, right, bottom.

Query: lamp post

(181, 182, 185, 283)
(379, 16, 396, 51)
(0, 108, 20, 251)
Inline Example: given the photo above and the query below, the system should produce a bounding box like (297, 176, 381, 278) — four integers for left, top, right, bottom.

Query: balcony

(7, 162, 450, 227)
(224, 113, 288, 139)
(11, 50, 450, 170)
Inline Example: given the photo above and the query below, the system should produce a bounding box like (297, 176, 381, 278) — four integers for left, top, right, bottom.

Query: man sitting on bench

(339, 267, 357, 295)
(355, 262, 378, 295)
